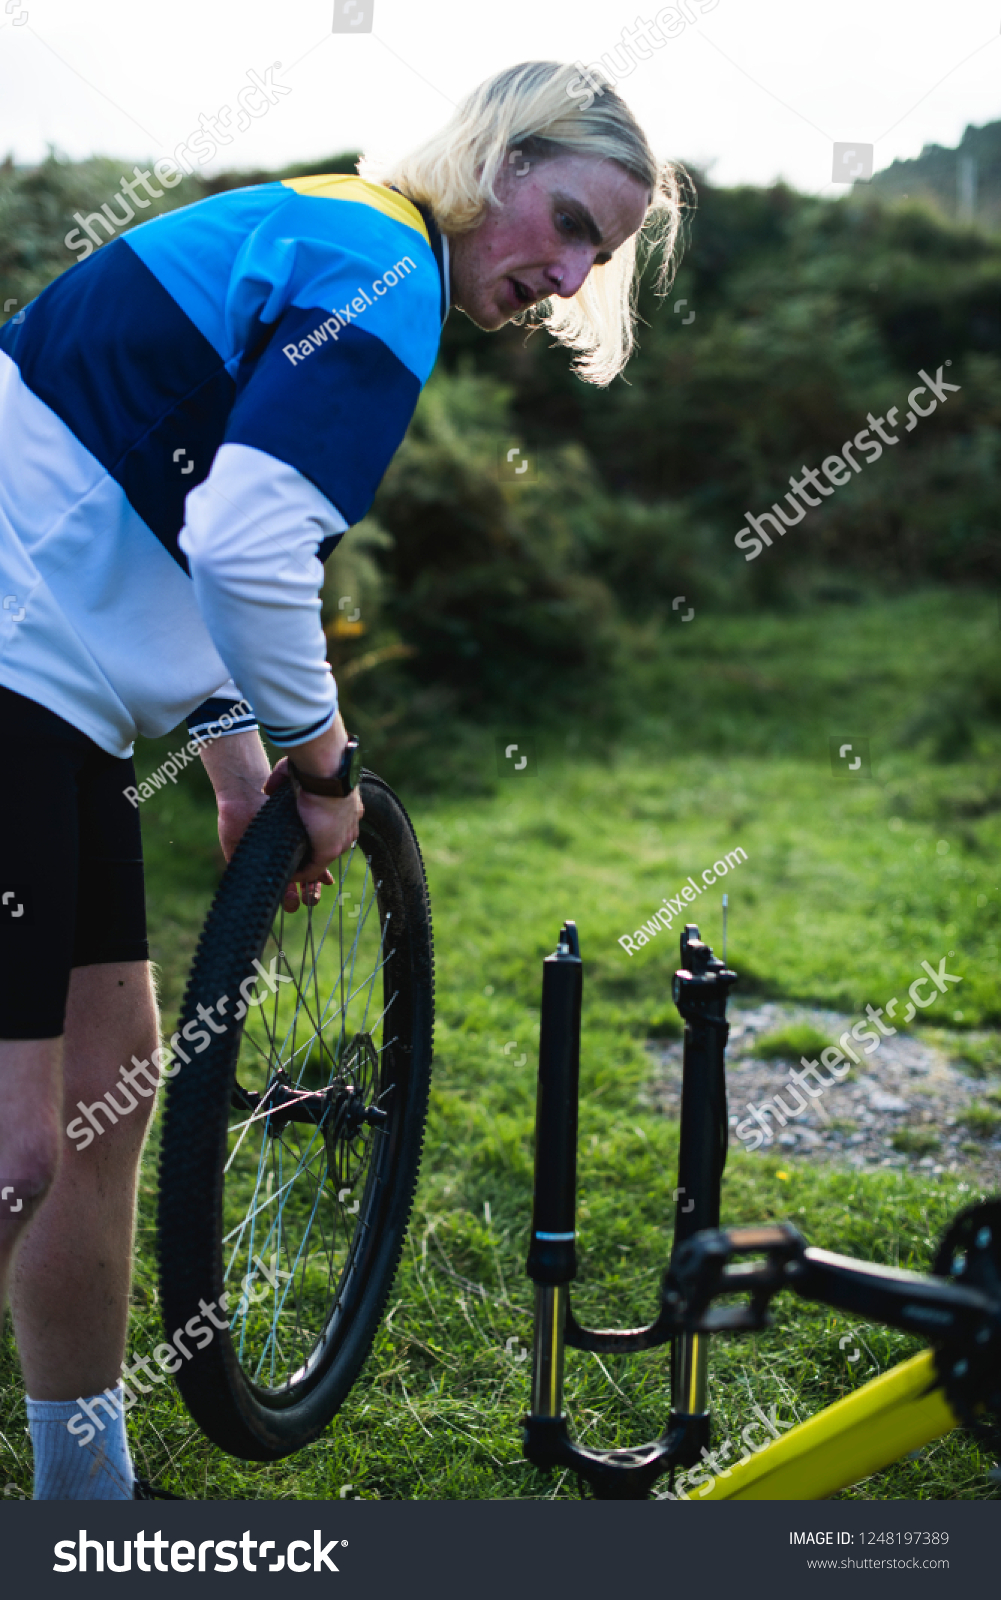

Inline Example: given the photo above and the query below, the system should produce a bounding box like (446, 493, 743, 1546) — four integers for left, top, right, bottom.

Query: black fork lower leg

(526, 922, 581, 1424)
(668, 924, 736, 1463)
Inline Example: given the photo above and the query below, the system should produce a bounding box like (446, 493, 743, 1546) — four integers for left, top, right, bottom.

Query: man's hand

(201, 728, 272, 862)
(200, 717, 363, 915)
(264, 756, 362, 912)
(271, 713, 364, 909)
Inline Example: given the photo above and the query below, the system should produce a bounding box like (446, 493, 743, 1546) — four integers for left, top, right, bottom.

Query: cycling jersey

(0, 176, 449, 756)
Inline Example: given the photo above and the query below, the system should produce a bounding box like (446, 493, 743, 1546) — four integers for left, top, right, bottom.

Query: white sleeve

(179, 442, 347, 747)
(185, 678, 258, 742)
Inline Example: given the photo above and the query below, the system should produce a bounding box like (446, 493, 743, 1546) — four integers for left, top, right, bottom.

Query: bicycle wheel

(156, 772, 433, 1460)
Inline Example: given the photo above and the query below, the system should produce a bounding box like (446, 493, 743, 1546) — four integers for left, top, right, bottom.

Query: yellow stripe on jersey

(280, 175, 430, 244)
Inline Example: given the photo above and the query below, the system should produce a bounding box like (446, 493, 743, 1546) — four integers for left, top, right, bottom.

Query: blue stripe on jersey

(1, 179, 445, 570)
(123, 183, 286, 359)
(316, 530, 346, 563)
(1, 240, 233, 569)
(277, 195, 441, 383)
(125, 185, 442, 384)
(225, 307, 420, 525)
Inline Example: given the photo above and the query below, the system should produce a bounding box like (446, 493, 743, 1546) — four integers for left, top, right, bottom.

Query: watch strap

(288, 738, 360, 798)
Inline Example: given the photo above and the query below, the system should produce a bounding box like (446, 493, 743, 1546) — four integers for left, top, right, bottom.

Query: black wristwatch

(288, 736, 362, 798)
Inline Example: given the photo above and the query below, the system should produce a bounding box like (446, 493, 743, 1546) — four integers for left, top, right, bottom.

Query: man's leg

(0, 1039, 63, 1321)
(4, 960, 158, 1498)
(10, 960, 158, 1398)
(0, 687, 155, 1495)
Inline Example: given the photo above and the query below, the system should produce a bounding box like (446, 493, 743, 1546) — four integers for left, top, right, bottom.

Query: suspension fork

(522, 920, 737, 1496)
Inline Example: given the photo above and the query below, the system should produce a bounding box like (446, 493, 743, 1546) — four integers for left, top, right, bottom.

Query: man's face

(448, 151, 650, 329)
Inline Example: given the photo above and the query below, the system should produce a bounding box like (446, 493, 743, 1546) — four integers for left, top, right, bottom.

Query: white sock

(27, 1384, 134, 1500)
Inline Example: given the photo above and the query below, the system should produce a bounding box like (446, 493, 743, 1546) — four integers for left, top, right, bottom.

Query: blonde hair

(359, 61, 691, 386)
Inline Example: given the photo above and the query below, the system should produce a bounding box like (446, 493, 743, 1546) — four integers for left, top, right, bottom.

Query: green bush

(646, 1012, 683, 1041)
(367, 370, 621, 719)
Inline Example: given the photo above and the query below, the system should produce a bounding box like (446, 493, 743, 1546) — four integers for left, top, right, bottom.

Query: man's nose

(544, 255, 592, 299)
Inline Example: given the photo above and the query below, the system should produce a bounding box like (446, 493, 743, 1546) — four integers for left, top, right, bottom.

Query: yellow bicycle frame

(690, 1350, 958, 1500)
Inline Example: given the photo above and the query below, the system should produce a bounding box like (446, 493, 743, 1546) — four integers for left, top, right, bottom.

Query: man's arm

(198, 727, 272, 861)
(179, 444, 363, 908)
(199, 717, 362, 913)
(180, 446, 345, 755)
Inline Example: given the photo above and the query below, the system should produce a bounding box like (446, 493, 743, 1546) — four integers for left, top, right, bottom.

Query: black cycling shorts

(0, 685, 148, 1039)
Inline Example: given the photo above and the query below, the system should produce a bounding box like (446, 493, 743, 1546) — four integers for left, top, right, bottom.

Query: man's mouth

(507, 277, 534, 308)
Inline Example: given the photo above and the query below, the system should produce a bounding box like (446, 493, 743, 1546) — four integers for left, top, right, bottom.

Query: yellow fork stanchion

(691, 1350, 957, 1501)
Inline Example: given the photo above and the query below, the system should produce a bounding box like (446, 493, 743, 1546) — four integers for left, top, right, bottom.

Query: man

(0, 60, 683, 1498)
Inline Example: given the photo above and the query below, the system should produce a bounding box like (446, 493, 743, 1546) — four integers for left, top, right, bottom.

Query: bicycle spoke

(219, 835, 401, 1394)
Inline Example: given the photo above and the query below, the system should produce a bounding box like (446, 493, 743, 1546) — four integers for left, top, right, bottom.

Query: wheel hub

(232, 1033, 388, 1138)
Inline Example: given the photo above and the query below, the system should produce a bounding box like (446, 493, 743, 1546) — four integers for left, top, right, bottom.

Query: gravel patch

(642, 1000, 1001, 1185)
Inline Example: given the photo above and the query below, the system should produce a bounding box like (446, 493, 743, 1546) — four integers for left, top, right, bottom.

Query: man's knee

(0, 1125, 62, 1232)
(0, 1037, 63, 1229)
(0, 1163, 59, 1231)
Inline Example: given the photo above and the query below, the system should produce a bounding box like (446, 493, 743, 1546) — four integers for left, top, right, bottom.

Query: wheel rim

(218, 836, 400, 1400)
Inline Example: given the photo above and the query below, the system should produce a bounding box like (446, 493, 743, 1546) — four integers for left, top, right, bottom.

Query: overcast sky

(0, 0, 998, 193)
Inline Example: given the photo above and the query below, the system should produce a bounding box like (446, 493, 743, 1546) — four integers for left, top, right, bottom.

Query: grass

(751, 1024, 833, 1060)
(955, 1038, 1001, 1077)
(2, 588, 999, 1501)
(959, 1105, 1001, 1140)
(891, 1128, 942, 1157)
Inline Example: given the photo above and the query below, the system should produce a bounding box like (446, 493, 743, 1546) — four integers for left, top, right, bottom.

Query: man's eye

(556, 211, 579, 235)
